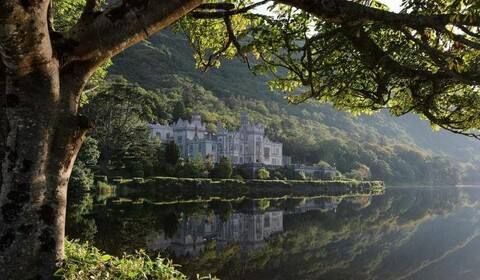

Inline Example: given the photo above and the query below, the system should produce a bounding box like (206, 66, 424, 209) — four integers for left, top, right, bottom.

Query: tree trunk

(0, 59, 90, 279)
(0, 4, 89, 278)
(0, 63, 6, 193)
(0, 0, 202, 278)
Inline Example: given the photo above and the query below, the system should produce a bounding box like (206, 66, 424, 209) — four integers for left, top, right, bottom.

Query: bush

(295, 170, 307, 180)
(232, 175, 243, 180)
(256, 168, 270, 180)
(235, 168, 253, 179)
(176, 155, 208, 178)
(210, 156, 233, 179)
(56, 240, 195, 280)
(272, 171, 285, 180)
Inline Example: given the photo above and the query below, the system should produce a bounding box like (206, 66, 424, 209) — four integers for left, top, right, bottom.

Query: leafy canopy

(176, 0, 480, 137)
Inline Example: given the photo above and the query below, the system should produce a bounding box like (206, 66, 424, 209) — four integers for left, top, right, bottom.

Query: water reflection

(148, 199, 337, 259)
(67, 187, 480, 280)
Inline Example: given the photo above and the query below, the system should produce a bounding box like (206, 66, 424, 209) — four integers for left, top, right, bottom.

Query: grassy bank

(57, 240, 207, 280)
(113, 177, 384, 201)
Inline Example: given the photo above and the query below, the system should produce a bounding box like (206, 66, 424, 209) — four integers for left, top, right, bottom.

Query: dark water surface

(67, 186, 480, 280)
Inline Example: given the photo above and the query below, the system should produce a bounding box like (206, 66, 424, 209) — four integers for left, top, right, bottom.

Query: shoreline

(108, 177, 385, 200)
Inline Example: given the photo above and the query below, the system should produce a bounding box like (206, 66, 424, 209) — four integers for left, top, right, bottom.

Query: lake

(66, 186, 480, 280)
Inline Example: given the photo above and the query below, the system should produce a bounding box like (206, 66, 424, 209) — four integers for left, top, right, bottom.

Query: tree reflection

(66, 187, 479, 280)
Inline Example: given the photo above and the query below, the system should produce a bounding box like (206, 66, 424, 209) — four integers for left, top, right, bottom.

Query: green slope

(108, 29, 480, 184)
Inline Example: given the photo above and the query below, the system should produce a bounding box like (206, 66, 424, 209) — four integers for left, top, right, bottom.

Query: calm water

(66, 186, 480, 280)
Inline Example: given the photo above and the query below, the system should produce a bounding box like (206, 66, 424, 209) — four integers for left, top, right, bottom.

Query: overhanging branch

(277, 0, 480, 29)
(66, 0, 203, 68)
(191, 0, 271, 19)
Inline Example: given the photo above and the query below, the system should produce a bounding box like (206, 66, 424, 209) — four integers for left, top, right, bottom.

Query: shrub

(56, 240, 193, 280)
(235, 168, 253, 179)
(295, 170, 307, 180)
(210, 156, 233, 179)
(232, 175, 243, 180)
(176, 155, 208, 178)
(272, 171, 285, 180)
(256, 168, 270, 180)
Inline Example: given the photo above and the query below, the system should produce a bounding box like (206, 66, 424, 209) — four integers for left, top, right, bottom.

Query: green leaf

(101, 254, 112, 261)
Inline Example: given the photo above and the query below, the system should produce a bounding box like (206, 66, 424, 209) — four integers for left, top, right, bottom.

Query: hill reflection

(67, 187, 480, 280)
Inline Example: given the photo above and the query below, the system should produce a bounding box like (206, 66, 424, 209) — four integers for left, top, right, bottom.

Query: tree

(346, 162, 371, 181)
(211, 156, 233, 179)
(0, 0, 202, 278)
(3, 0, 480, 278)
(165, 141, 182, 165)
(82, 82, 160, 174)
(69, 136, 100, 193)
(176, 155, 208, 178)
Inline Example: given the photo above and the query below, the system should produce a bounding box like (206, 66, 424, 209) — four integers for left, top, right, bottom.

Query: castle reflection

(148, 199, 338, 258)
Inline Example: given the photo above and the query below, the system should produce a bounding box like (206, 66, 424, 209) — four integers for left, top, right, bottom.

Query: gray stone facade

(150, 113, 283, 165)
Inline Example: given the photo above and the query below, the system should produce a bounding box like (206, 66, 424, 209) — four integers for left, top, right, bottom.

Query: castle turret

(241, 112, 249, 126)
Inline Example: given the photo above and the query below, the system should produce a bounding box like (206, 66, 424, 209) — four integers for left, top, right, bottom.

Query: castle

(150, 113, 284, 165)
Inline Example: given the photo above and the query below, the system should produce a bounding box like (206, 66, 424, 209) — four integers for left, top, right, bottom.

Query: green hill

(107, 30, 480, 185)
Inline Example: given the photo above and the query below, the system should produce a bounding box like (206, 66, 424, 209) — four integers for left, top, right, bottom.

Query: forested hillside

(102, 30, 480, 185)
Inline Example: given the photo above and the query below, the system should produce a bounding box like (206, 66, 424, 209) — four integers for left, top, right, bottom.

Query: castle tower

(241, 112, 249, 126)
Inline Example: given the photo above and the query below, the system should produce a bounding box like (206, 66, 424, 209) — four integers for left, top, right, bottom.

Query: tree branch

(277, 0, 480, 29)
(341, 25, 434, 80)
(78, 0, 100, 24)
(340, 25, 480, 84)
(66, 0, 203, 68)
(191, 0, 271, 19)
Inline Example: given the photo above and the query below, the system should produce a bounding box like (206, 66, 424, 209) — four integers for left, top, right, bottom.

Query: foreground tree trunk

(0, 0, 202, 278)
(0, 5, 89, 278)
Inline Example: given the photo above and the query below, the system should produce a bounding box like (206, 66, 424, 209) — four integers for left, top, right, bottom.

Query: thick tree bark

(0, 0, 202, 279)
(0, 3, 90, 276)
(0, 63, 6, 193)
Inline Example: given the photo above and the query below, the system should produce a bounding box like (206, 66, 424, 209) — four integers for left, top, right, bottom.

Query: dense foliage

(210, 157, 233, 179)
(56, 240, 192, 280)
(105, 30, 480, 185)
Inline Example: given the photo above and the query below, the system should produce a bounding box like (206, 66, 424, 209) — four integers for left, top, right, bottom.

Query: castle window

(264, 147, 270, 160)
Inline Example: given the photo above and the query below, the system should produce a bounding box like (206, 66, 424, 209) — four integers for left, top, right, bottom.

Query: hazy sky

(378, 0, 402, 12)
